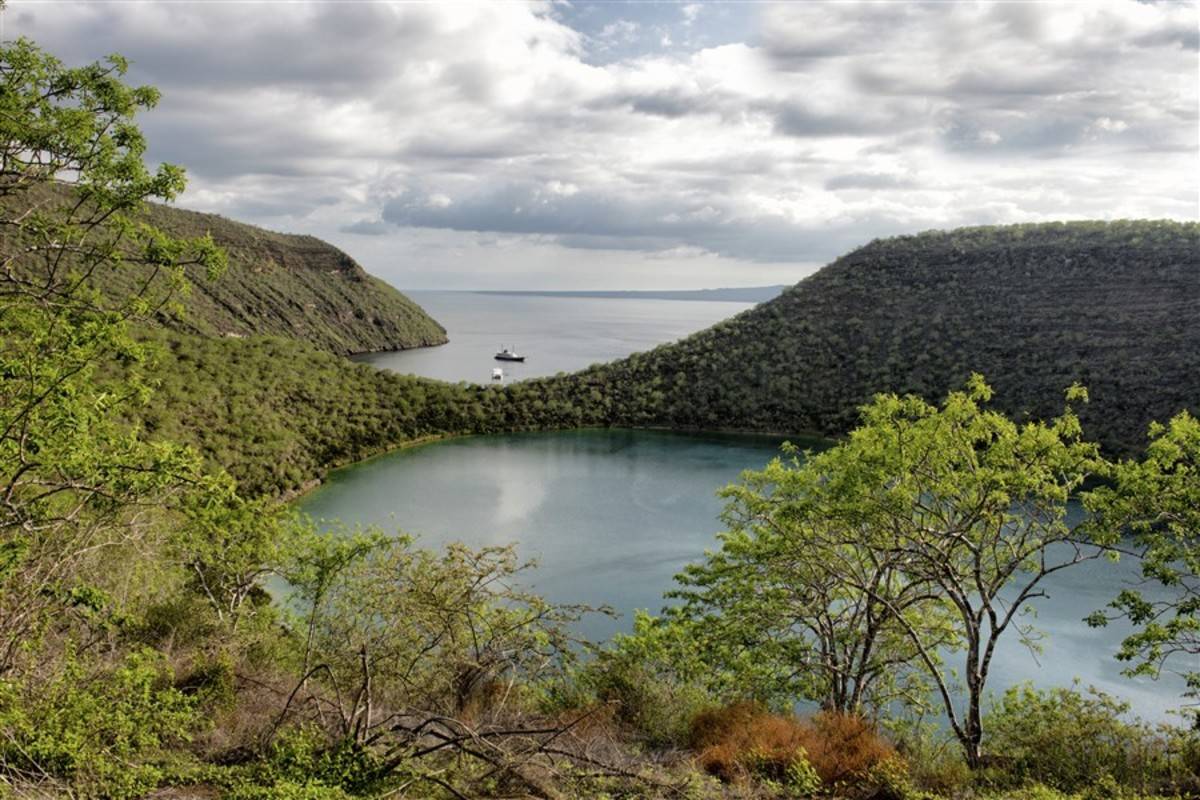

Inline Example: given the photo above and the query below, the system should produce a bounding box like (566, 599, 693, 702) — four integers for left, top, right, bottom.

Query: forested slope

(137, 220, 1199, 498)
(560, 220, 1199, 454)
(137, 332, 587, 496)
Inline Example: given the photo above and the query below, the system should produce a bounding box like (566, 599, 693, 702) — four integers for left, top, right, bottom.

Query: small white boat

(491, 367, 504, 381)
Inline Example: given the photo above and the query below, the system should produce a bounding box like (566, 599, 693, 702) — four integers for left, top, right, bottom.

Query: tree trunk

(963, 696, 984, 769)
(961, 638, 985, 769)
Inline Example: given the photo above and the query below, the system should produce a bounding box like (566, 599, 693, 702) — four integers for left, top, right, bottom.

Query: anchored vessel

(494, 347, 525, 362)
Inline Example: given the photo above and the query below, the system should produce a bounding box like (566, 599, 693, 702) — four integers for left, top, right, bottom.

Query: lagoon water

(299, 428, 1183, 723)
(312, 292, 1183, 722)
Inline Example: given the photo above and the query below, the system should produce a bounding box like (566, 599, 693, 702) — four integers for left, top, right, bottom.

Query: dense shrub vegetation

(131, 331, 589, 496)
(3, 34, 1200, 800)
(555, 219, 1199, 456)
(121, 218, 1199, 499)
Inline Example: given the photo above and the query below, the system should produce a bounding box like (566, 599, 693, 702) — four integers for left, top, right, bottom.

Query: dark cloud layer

(11, 0, 1197, 288)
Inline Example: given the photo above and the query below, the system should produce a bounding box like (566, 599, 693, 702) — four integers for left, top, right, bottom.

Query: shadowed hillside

(559, 220, 1199, 454)
(8, 183, 447, 354)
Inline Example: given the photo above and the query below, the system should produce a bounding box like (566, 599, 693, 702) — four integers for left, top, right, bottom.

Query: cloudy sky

(6, 1, 1198, 289)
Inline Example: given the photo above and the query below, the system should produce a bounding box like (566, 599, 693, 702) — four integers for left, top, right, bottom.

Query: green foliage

(863, 756, 939, 800)
(658, 436, 950, 714)
(218, 726, 371, 799)
(0, 649, 199, 799)
(551, 220, 1199, 457)
(1084, 412, 1200, 700)
(174, 482, 308, 633)
(884, 718, 973, 798)
(0, 36, 228, 672)
(637, 377, 1110, 768)
(291, 534, 592, 724)
(584, 612, 715, 747)
(782, 753, 822, 797)
(0, 36, 245, 797)
(131, 330, 600, 496)
(983, 683, 1200, 796)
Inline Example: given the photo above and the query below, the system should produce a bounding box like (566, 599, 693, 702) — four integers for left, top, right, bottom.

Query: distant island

(470, 286, 788, 303)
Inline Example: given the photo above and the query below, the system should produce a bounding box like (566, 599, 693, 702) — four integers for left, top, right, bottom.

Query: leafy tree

(656, 377, 1112, 769)
(0, 37, 224, 672)
(173, 482, 298, 633)
(656, 443, 953, 715)
(1085, 411, 1200, 700)
(825, 379, 1113, 767)
(819, 377, 1110, 768)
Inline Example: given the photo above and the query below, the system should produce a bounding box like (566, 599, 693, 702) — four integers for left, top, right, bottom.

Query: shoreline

(344, 336, 449, 358)
(280, 431, 468, 505)
(281, 424, 835, 507)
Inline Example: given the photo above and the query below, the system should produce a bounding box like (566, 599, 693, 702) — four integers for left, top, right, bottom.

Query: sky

(4, 0, 1198, 290)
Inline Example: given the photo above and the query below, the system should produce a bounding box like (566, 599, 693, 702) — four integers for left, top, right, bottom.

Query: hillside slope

(135, 201, 447, 354)
(6, 183, 447, 355)
(136, 220, 1199, 498)
(558, 220, 1199, 454)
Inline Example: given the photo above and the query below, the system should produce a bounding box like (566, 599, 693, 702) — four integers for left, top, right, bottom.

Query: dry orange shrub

(689, 702, 895, 787)
(799, 711, 895, 785)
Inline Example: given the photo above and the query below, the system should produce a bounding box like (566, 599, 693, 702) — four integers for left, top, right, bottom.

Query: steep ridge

(7, 183, 447, 355)
(556, 220, 1199, 454)
(134, 201, 447, 354)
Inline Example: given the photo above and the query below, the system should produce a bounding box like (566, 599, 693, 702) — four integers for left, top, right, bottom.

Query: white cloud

(9, 0, 1197, 289)
(599, 19, 639, 45)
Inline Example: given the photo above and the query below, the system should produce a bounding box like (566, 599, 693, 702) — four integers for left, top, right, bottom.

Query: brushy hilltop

(562, 219, 1200, 455)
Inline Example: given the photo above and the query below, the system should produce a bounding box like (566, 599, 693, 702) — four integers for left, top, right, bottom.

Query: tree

(659, 444, 954, 715)
(173, 483, 297, 633)
(1085, 411, 1200, 701)
(659, 376, 1111, 768)
(828, 376, 1109, 767)
(0, 37, 225, 672)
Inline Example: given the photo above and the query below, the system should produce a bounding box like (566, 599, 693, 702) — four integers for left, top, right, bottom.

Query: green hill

(558, 220, 1199, 454)
(11, 183, 447, 355)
